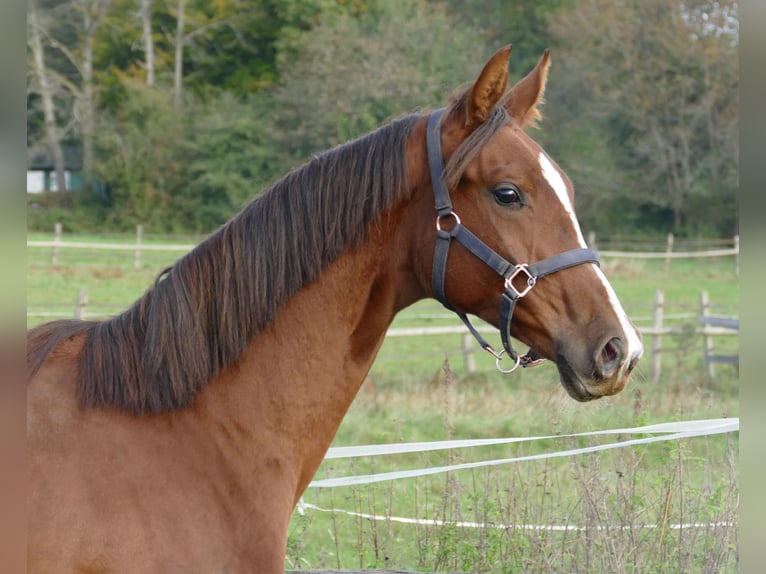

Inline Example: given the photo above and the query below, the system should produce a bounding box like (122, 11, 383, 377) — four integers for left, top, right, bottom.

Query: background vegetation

(26, 242, 740, 572)
(26, 2, 740, 569)
(27, 0, 738, 237)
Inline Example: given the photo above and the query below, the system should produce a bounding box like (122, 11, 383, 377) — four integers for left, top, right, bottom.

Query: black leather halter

(427, 108, 600, 373)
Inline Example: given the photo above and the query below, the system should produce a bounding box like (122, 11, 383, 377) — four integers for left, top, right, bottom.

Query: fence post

(700, 290, 715, 378)
(461, 333, 476, 374)
(734, 235, 739, 276)
(75, 288, 89, 320)
(52, 222, 62, 266)
(134, 224, 144, 270)
(664, 233, 674, 273)
(587, 230, 596, 250)
(650, 289, 664, 383)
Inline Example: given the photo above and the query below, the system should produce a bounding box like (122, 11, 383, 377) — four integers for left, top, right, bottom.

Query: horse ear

(502, 49, 551, 128)
(465, 44, 512, 129)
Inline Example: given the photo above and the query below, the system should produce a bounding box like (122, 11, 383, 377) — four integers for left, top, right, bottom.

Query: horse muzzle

(554, 331, 643, 402)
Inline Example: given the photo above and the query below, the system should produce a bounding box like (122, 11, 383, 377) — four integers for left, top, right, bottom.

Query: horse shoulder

(27, 337, 84, 439)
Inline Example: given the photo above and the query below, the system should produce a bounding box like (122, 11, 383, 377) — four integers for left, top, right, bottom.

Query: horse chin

(554, 355, 600, 403)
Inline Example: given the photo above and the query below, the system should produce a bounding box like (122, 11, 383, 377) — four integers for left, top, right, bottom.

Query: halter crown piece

(427, 108, 600, 373)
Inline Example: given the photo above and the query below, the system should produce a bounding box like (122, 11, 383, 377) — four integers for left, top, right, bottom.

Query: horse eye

(492, 184, 523, 207)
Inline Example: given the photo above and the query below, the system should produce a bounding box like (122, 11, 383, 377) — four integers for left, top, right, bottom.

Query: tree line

(27, 0, 738, 237)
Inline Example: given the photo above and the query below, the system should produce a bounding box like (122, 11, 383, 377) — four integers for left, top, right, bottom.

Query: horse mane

(27, 113, 421, 415)
(27, 91, 514, 416)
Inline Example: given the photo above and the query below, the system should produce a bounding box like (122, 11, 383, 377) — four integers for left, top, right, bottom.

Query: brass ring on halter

(435, 211, 461, 232)
(495, 348, 522, 374)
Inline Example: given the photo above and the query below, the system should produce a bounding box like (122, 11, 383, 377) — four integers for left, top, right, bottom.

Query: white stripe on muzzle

(539, 152, 643, 362)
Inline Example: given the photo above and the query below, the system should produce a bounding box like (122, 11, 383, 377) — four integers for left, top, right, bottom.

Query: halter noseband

(427, 108, 600, 373)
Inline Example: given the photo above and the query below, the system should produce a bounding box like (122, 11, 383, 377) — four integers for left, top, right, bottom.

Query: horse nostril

(603, 339, 618, 362)
(599, 337, 624, 377)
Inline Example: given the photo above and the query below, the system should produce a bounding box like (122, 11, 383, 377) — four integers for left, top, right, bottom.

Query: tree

(33, 0, 737, 238)
(93, 0, 349, 107)
(178, 92, 279, 229)
(75, 0, 112, 181)
(180, 0, 343, 97)
(27, 0, 112, 185)
(94, 83, 276, 233)
(28, 0, 67, 193)
(139, 0, 155, 86)
(94, 83, 188, 230)
(547, 0, 738, 236)
(172, 0, 186, 109)
(269, 0, 492, 164)
(444, 0, 573, 82)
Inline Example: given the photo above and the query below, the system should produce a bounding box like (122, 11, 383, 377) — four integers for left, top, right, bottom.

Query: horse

(27, 45, 643, 573)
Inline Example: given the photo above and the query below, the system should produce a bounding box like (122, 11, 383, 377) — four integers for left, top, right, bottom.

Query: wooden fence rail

(699, 290, 739, 378)
(28, 224, 739, 379)
(29, 289, 737, 382)
(28, 226, 740, 274)
(383, 289, 738, 381)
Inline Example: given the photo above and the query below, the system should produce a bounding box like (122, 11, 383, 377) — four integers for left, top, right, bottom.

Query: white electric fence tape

(309, 418, 738, 489)
(297, 501, 735, 532)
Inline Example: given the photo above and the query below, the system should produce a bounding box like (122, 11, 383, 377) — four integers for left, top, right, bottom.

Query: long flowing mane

(27, 114, 421, 414)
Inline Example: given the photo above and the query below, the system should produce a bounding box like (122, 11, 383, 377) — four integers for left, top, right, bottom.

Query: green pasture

(26, 234, 739, 572)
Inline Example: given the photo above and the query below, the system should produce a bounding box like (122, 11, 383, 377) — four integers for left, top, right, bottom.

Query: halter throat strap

(426, 108, 600, 372)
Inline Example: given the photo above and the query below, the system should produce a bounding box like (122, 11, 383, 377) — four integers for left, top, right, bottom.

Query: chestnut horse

(27, 46, 642, 572)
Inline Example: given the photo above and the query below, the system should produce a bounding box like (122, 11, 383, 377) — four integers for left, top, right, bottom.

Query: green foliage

(27, 191, 110, 234)
(546, 0, 738, 237)
(26, 241, 739, 571)
(27, 0, 738, 238)
(95, 0, 342, 101)
(445, 0, 573, 80)
(88, 83, 277, 233)
(269, 0, 492, 163)
(178, 92, 280, 227)
(94, 84, 190, 232)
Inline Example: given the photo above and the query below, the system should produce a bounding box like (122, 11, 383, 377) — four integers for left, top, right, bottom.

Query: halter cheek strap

(427, 108, 600, 373)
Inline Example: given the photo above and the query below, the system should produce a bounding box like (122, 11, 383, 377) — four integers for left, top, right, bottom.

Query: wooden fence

(30, 288, 737, 383)
(28, 225, 740, 274)
(31, 223, 195, 270)
(387, 288, 738, 382)
(586, 230, 739, 275)
(644, 289, 738, 381)
(27, 225, 739, 380)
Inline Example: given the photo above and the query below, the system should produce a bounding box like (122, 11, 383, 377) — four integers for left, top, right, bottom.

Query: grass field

(26, 233, 739, 573)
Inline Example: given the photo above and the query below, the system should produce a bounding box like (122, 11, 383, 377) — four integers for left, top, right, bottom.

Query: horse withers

(27, 45, 642, 572)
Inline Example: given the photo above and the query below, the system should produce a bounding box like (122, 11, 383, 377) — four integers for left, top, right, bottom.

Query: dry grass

(288, 361, 739, 573)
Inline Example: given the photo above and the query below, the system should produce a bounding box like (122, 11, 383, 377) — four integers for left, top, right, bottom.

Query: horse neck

(200, 183, 431, 499)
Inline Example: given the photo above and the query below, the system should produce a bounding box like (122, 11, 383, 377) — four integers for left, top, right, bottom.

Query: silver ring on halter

(504, 264, 537, 298)
(494, 348, 522, 374)
(435, 211, 461, 231)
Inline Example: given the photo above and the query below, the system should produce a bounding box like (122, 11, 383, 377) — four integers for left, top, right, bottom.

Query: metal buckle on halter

(487, 345, 545, 373)
(504, 264, 537, 298)
(493, 348, 522, 374)
(435, 211, 461, 231)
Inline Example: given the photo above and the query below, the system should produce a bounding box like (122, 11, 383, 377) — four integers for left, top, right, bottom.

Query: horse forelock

(29, 114, 421, 415)
(442, 94, 511, 190)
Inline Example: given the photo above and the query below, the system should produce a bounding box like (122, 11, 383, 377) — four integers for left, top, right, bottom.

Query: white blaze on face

(538, 152, 644, 362)
(538, 152, 587, 248)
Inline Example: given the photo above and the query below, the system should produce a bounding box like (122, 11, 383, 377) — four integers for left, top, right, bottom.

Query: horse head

(411, 45, 643, 401)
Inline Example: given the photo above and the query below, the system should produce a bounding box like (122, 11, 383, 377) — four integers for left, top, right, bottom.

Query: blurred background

(26, 0, 738, 238)
(24, 3, 741, 571)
